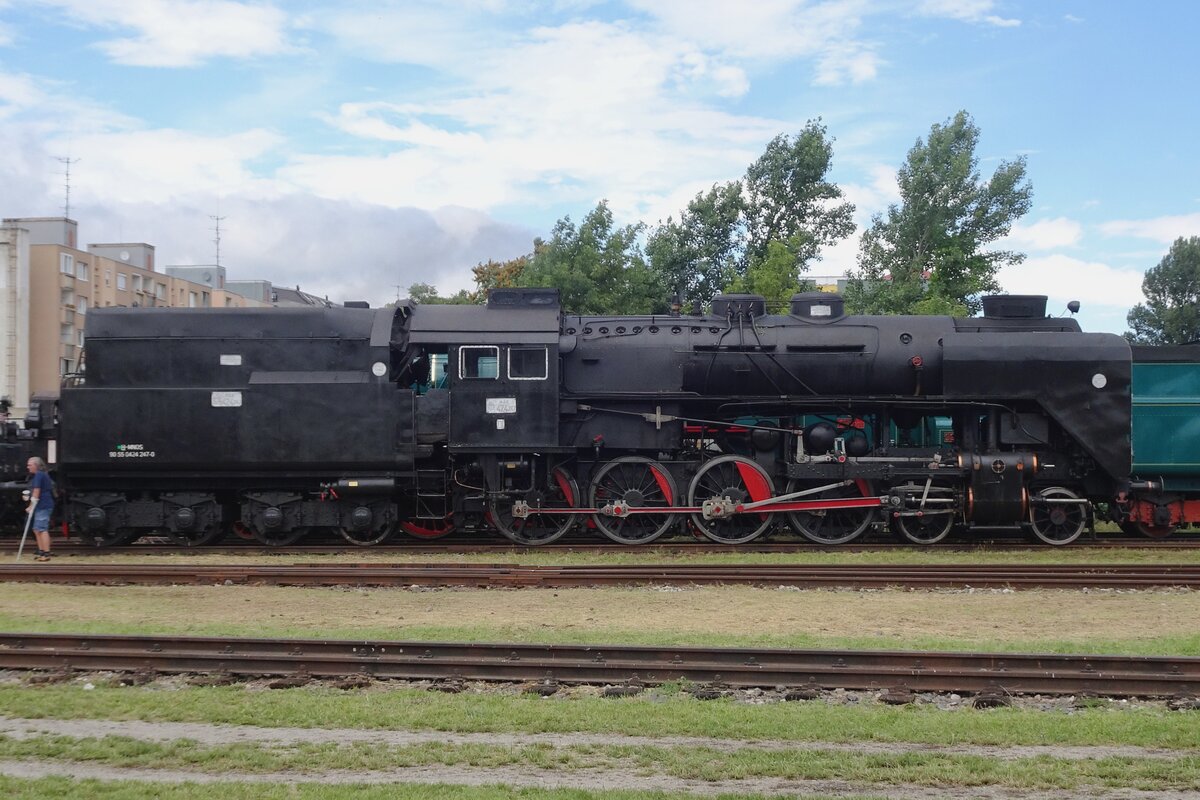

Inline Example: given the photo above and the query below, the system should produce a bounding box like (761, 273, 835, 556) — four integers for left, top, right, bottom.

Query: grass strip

(1, 685, 1199, 749)
(0, 776, 874, 800)
(3, 613, 1200, 658)
(0, 733, 1198, 791)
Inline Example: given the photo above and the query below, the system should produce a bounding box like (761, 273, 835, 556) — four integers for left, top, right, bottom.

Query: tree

(742, 123, 856, 271)
(723, 238, 814, 305)
(645, 181, 746, 303)
(471, 256, 529, 300)
(517, 201, 666, 314)
(403, 282, 474, 305)
(1126, 237, 1200, 344)
(844, 111, 1032, 316)
(646, 120, 854, 306)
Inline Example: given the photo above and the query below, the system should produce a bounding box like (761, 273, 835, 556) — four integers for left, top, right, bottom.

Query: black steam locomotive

(48, 288, 1136, 547)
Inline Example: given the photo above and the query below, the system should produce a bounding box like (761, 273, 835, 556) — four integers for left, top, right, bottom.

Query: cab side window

(508, 346, 548, 380)
(460, 346, 499, 379)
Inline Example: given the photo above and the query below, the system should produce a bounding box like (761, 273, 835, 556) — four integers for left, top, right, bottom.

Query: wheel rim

(1136, 521, 1176, 539)
(688, 455, 774, 545)
(589, 457, 677, 545)
(338, 520, 397, 546)
(785, 479, 875, 545)
(896, 512, 954, 544)
(90, 527, 138, 547)
(251, 525, 311, 547)
(491, 466, 578, 545)
(169, 525, 225, 547)
(400, 515, 456, 540)
(891, 483, 956, 545)
(1029, 487, 1087, 545)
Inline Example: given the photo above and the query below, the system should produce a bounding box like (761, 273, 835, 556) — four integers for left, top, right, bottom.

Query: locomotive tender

(56, 288, 1140, 547)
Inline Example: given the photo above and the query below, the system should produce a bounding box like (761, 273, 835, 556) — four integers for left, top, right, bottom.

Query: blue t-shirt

(31, 471, 54, 512)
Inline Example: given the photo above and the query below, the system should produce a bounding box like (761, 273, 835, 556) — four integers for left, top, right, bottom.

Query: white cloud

(1003, 217, 1083, 250)
(917, 0, 1020, 27)
(999, 253, 1144, 310)
(1100, 213, 1200, 244)
(0, 72, 44, 115)
(51, 128, 285, 204)
(0, 20, 13, 48)
(37, 0, 292, 66)
(814, 42, 881, 85)
(288, 21, 783, 215)
(315, 4, 488, 71)
(77, 195, 535, 305)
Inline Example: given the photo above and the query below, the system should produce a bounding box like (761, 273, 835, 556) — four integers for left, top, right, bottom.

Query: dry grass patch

(0, 583, 1196, 653)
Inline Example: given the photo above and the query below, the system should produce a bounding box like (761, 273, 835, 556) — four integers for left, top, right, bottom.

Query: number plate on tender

(486, 397, 516, 414)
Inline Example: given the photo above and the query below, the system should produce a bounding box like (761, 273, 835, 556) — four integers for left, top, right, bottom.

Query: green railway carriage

(1126, 345, 1200, 535)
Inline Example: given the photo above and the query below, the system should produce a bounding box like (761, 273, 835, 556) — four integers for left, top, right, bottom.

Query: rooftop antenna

(209, 214, 227, 267)
(55, 156, 80, 219)
(396, 284, 402, 303)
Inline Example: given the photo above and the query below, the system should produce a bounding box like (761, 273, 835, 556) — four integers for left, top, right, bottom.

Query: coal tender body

(58, 289, 1132, 547)
(60, 306, 413, 546)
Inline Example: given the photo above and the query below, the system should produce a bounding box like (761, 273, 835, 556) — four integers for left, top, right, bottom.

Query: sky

(1, 1, 1197, 333)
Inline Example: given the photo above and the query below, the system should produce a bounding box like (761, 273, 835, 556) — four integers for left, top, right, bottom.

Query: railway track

(9, 535, 1200, 557)
(3, 562, 1200, 589)
(0, 632, 1195, 697)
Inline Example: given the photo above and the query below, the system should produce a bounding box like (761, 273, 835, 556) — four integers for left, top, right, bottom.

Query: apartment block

(0, 216, 270, 418)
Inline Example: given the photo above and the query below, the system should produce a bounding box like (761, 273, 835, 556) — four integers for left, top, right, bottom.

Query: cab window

(509, 347, 548, 380)
(460, 346, 499, 379)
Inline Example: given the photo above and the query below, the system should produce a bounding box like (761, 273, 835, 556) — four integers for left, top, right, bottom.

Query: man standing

(26, 457, 53, 562)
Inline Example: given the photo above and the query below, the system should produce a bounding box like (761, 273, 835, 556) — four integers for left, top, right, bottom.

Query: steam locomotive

(17, 287, 1194, 546)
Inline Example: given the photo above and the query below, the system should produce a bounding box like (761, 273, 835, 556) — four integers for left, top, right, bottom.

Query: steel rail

(0, 632, 1195, 697)
(2, 562, 1200, 589)
(8, 536, 1200, 556)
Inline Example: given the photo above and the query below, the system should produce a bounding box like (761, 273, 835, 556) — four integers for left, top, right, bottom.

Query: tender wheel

(890, 483, 956, 545)
(251, 525, 311, 547)
(337, 520, 397, 547)
(169, 524, 225, 547)
(1029, 487, 1087, 545)
(785, 479, 875, 545)
(1135, 521, 1177, 539)
(490, 466, 579, 546)
(589, 456, 678, 545)
(400, 515, 456, 540)
(89, 527, 139, 547)
(687, 455, 774, 545)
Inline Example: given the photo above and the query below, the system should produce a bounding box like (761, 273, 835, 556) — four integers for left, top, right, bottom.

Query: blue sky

(1, 1, 1197, 332)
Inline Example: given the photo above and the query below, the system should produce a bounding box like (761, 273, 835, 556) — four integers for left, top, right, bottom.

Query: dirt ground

(0, 583, 1195, 647)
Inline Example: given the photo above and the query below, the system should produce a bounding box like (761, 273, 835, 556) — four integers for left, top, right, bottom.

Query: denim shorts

(32, 508, 51, 531)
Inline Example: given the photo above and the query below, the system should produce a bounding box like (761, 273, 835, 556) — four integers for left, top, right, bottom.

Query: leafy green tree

(743, 123, 855, 271)
(645, 181, 746, 303)
(724, 238, 814, 305)
(1126, 237, 1200, 344)
(646, 121, 854, 306)
(403, 282, 473, 305)
(844, 110, 1032, 316)
(517, 201, 666, 314)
